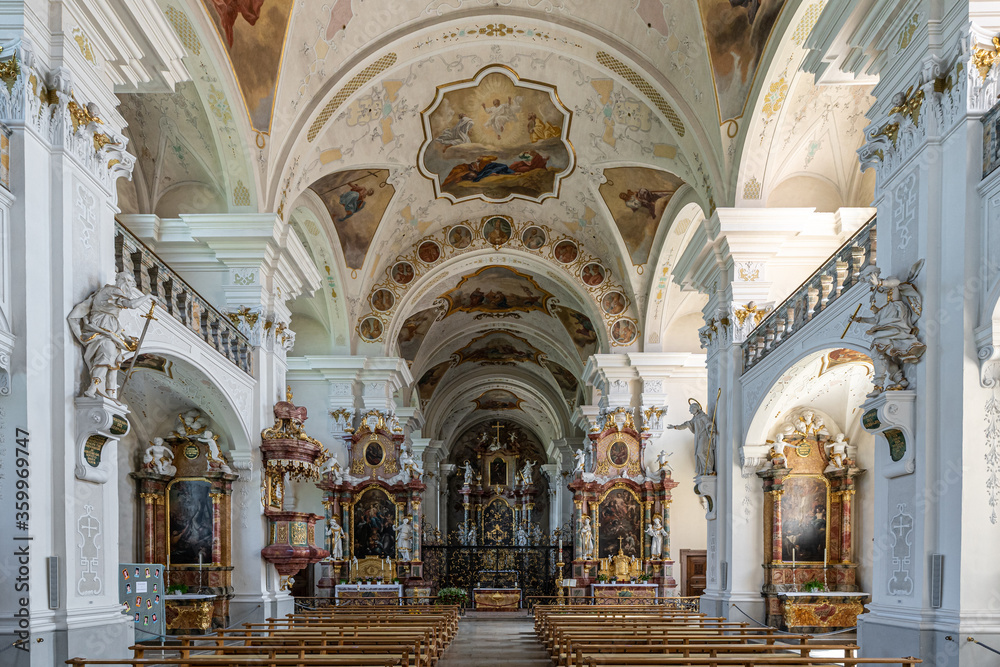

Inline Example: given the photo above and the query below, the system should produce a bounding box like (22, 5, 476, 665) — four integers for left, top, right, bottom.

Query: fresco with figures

(473, 388, 523, 411)
(310, 169, 395, 270)
(597, 487, 643, 559)
(419, 66, 574, 203)
(454, 331, 545, 367)
(352, 487, 398, 559)
(780, 476, 828, 562)
(397, 308, 439, 362)
(599, 167, 685, 266)
(440, 266, 554, 317)
(201, 0, 293, 131)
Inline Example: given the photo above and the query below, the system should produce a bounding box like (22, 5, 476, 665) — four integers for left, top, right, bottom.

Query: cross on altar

(492, 421, 504, 441)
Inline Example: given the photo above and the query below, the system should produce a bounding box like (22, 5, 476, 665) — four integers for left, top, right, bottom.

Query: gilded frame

(778, 473, 831, 564)
(594, 482, 644, 561)
(348, 484, 404, 560)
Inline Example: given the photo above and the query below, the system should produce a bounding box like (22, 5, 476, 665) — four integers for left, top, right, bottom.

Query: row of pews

(66, 604, 459, 667)
(534, 604, 921, 667)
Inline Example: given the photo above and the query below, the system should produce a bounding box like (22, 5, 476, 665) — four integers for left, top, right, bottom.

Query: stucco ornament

(143, 438, 176, 476)
(850, 260, 926, 396)
(67, 272, 142, 400)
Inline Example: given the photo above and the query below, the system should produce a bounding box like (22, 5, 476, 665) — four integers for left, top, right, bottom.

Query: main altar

(568, 407, 679, 600)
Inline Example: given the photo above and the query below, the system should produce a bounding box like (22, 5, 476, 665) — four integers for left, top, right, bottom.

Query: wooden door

(680, 549, 707, 598)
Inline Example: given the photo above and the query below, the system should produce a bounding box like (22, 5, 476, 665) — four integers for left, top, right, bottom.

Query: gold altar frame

(594, 431, 642, 478)
(595, 482, 644, 561)
(348, 485, 404, 560)
(363, 436, 386, 468)
(165, 476, 219, 566)
(481, 496, 516, 544)
(777, 474, 831, 564)
(486, 454, 515, 487)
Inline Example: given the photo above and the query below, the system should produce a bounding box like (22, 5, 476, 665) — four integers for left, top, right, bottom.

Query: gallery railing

(742, 215, 876, 372)
(114, 219, 253, 375)
(421, 545, 562, 605)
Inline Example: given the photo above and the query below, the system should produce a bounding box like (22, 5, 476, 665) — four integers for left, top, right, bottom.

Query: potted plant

(437, 587, 467, 606)
(801, 579, 825, 593)
(597, 574, 608, 583)
(165, 583, 188, 595)
(638, 573, 651, 583)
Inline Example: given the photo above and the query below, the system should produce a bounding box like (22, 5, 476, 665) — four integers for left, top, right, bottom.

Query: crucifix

(492, 421, 504, 441)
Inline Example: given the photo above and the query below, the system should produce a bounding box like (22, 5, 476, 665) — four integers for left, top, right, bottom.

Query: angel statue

(825, 434, 850, 470)
(669, 398, 716, 476)
(66, 271, 142, 400)
(399, 444, 424, 481)
(849, 260, 926, 395)
(579, 516, 595, 560)
(143, 438, 176, 476)
(573, 448, 586, 473)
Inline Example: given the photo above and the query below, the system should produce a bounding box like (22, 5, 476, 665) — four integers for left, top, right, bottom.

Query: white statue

(645, 517, 668, 559)
(201, 430, 232, 473)
(462, 460, 475, 486)
(324, 455, 346, 485)
(825, 433, 850, 470)
(66, 272, 142, 400)
(656, 450, 670, 472)
(579, 516, 595, 560)
(519, 459, 535, 486)
(394, 517, 414, 561)
(466, 523, 477, 546)
(399, 444, 424, 481)
(573, 448, 586, 473)
(326, 517, 345, 560)
(143, 438, 176, 476)
(769, 433, 789, 468)
(175, 409, 208, 437)
(515, 522, 529, 547)
(850, 260, 926, 395)
(796, 410, 829, 438)
(669, 399, 716, 476)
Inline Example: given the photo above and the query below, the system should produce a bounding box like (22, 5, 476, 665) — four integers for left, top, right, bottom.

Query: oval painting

(601, 291, 627, 315)
(448, 225, 473, 249)
(521, 226, 546, 250)
(391, 261, 415, 285)
(364, 440, 385, 467)
(418, 240, 441, 263)
(553, 240, 578, 264)
(359, 317, 384, 341)
(371, 289, 395, 312)
(611, 318, 638, 345)
(609, 440, 629, 466)
(482, 216, 512, 245)
(581, 263, 606, 287)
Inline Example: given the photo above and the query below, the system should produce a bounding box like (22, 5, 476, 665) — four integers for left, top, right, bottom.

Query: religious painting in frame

(351, 486, 399, 559)
(596, 485, 643, 559)
(418, 65, 575, 204)
(482, 497, 515, 546)
(594, 431, 642, 478)
(167, 478, 215, 565)
(780, 475, 829, 563)
(350, 432, 399, 478)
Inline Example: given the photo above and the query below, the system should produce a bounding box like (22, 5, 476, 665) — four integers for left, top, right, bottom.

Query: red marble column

(772, 489, 784, 565)
(142, 494, 155, 563)
(840, 489, 854, 563)
(211, 492, 222, 564)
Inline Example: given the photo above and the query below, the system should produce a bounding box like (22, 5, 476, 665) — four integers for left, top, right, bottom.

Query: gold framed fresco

(417, 65, 575, 204)
(594, 431, 642, 478)
(349, 485, 403, 559)
(779, 475, 830, 563)
(595, 483, 643, 560)
(350, 432, 398, 478)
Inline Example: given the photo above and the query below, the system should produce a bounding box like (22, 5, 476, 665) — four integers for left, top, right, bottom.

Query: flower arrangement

(801, 579, 825, 593)
(437, 587, 467, 605)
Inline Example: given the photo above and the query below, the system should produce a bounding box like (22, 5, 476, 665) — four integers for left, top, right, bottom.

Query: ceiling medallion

(417, 65, 575, 204)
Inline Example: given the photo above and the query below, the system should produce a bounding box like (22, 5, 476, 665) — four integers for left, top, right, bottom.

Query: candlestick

(792, 548, 797, 591)
(824, 548, 828, 591)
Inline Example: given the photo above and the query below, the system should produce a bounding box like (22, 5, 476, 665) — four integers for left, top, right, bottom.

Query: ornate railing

(115, 220, 253, 375)
(742, 215, 876, 372)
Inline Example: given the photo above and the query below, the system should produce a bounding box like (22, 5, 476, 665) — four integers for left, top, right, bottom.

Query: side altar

(568, 407, 678, 599)
(317, 410, 426, 596)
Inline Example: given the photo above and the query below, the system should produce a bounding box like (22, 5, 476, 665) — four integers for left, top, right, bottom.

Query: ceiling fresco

(598, 167, 685, 266)
(418, 66, 574, 204)
(201, 0, 293, 132)
(439, 265, 555, 318)
(309, 169, 395, 271)
(454, 330, 545, 367)
(472, 388, 523, 411)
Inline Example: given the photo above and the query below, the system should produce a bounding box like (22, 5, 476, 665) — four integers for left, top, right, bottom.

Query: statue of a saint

(462, 460, 475, 486)
(143, 438, 176, 476)
(466, 523, 477, 546)
(573, 448, 586, 473)
(515, 522, 529, 547)
(327, 517, 345, 560)
(579, 516, 595, 560)
(850, 260, 926, 394)
(394, 516, 414, 561)
(324, 454, 346, 485)
(645, 517, 668, 559)
(519, 459, 535, 486)
(669, 399, 716, 476)
(825, 433, 850, 470)
(66, 272, 142, 400)
(399, 444, 423, 481)
(656, 450, 670, 471)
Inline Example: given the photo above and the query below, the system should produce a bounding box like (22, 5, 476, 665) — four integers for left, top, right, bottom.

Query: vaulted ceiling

(115, 0, 876, 453)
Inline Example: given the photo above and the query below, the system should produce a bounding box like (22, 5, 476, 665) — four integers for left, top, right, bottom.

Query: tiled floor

(438, 616, 550, 666)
